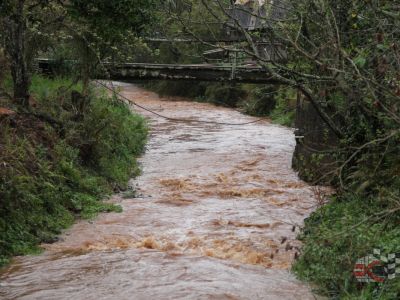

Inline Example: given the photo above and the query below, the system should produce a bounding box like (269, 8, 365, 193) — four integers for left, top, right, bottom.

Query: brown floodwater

(0, 83, 327, 299)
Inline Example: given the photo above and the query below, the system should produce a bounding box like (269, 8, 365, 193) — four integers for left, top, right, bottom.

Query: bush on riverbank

(144, 81, 206, 99)
(0, 76, 147, 266)
(293, 191, 400, 299)
(143, 81, 296, 126)
(240, 86, 296, 126)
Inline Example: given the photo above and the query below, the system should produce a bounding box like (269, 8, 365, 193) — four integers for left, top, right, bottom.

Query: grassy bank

(293, 191, 400, 299)
(0, 76, 147, 266)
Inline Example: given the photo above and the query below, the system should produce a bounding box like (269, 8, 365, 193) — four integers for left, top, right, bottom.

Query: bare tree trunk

(82, 62, 90, 97)
(81, 43, 91, 98)
(3, 0, 30, 108)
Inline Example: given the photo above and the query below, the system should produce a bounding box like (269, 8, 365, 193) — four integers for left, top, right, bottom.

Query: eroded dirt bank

(0, 83, 325, 300)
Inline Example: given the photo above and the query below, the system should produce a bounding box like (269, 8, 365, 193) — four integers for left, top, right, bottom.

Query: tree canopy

(0, 0, 159, 105)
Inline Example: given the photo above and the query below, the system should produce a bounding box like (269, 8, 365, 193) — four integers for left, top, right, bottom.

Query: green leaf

(354, 56, 367, 68)
(377, 44, 387, 50)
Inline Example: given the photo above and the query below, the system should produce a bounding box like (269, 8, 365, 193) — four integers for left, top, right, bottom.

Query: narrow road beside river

(0, 83, 323, 300)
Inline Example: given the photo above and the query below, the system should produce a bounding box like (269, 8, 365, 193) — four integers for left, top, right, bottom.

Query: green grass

(293, 193, 400, 299)
(269, 107, 295, 127)
(0, 75, 147, 266)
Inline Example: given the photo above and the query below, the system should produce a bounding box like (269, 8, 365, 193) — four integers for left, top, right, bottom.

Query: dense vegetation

(284, 2, 400, 298)
(0, 75, 147, 266)
(144, 81, 296, 126)
(0, 0, 155, 265)
(293, 194, 400, 299)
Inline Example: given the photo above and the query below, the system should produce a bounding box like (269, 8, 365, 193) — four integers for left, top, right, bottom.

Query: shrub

(203, 83, 247, 107)
(0, 75, 147, 265)
(144, 81, 206, 98)
(293, 192, 400, 299)
(75, 93, 147, 189)
(268, 88, 296, 127)
(144, 81, 247, 108)
(240, 85, 278, 117)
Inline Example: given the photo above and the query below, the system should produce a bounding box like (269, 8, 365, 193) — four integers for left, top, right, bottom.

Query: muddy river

(0, 83, 324, 299)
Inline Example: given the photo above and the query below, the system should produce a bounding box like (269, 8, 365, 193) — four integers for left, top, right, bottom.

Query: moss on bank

(0, 76, 147, 266)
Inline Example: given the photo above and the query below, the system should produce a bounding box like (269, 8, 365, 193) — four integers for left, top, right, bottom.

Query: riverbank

(143, 81, 297, 126)
(293, 191, 400, 299)
(0, 76, 147, 266)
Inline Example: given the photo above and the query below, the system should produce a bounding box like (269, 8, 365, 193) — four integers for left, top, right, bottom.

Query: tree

(159, 0, 400, 188)
(0, 0, 158, 107)
(1, 0, 30, 106)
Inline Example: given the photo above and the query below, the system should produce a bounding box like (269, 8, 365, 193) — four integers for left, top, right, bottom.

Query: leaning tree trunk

(3, 0, 30, 108)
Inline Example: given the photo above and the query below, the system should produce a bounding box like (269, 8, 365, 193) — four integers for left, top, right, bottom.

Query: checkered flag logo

(384, 252, 400, 280)
(354, 249, 400, 283)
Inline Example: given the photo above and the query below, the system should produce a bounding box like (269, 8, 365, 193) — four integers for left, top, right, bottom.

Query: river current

(0, 83, 325, 299)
